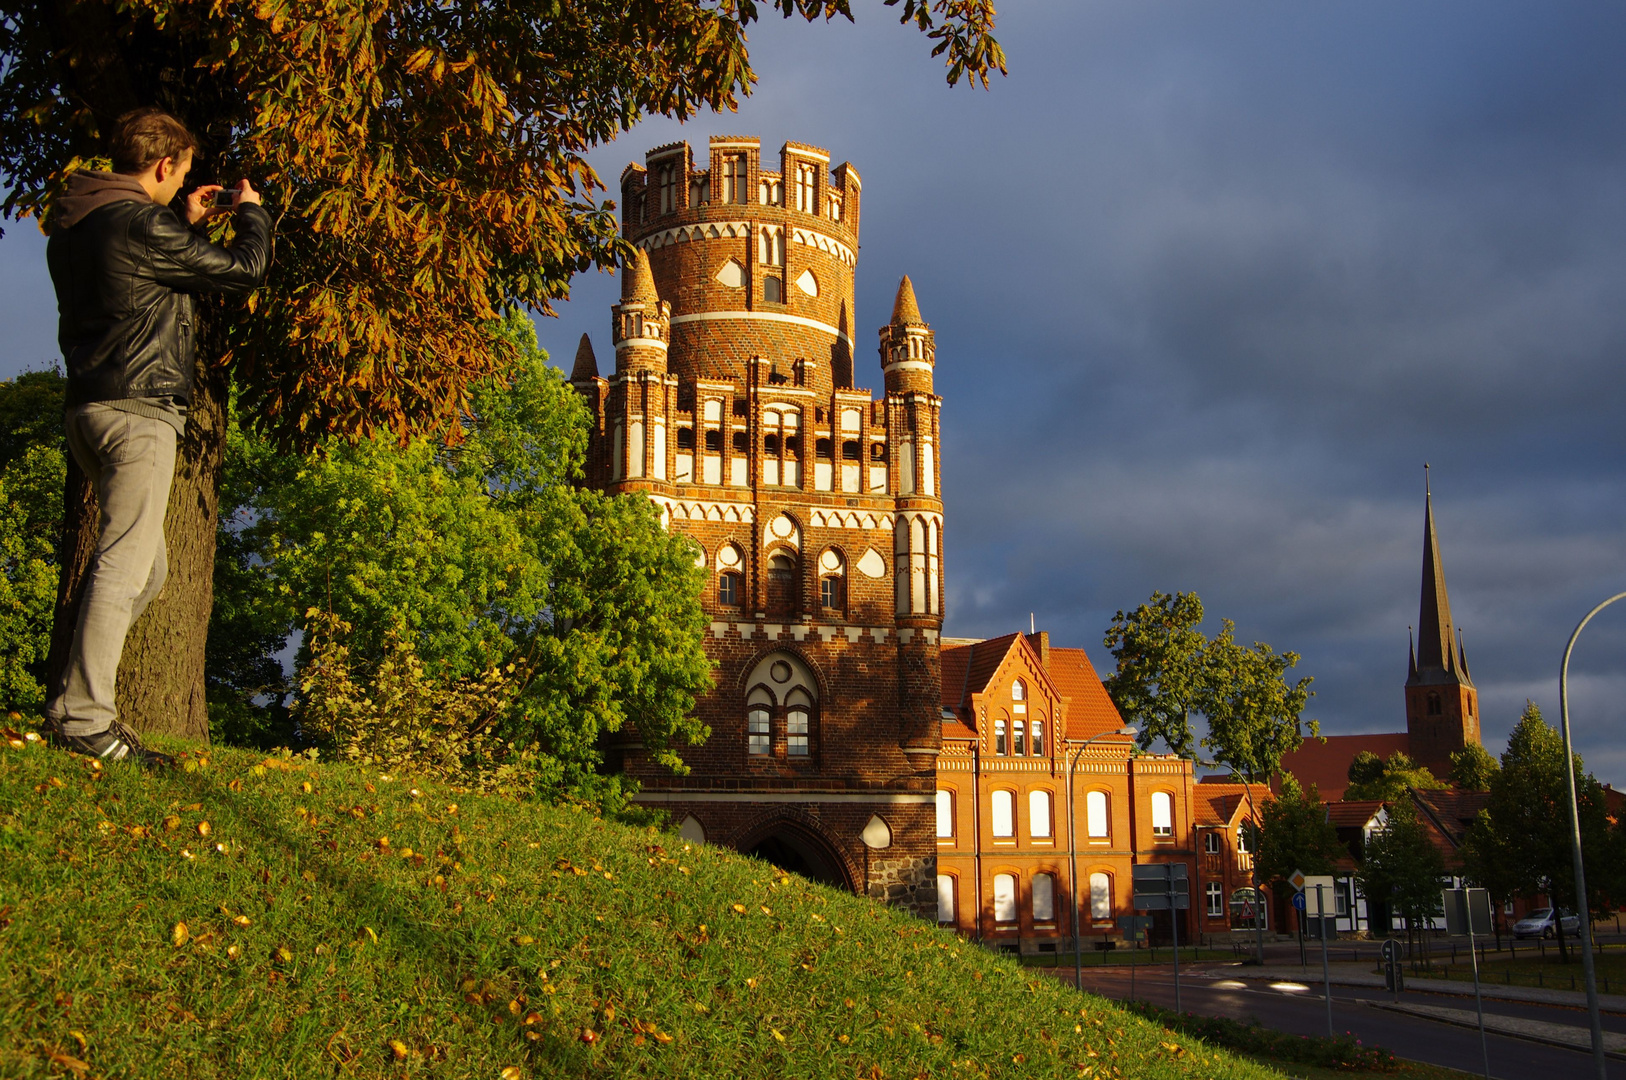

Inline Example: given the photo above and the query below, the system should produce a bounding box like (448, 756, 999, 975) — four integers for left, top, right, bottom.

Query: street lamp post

(1558, 590, 1625, 1080)
(1067, 726, 1139, 991)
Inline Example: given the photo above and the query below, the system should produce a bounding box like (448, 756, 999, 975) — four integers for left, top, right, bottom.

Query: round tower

(879, 275, 935, 396)
(620, 136, 862, 390)
(605, 248, 675, 498)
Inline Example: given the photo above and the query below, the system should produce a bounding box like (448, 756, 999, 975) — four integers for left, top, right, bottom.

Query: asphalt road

(1068, 965, 1625, 1080)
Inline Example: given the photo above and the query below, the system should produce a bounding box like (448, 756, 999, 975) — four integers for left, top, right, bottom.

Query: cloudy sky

(5, 2, 1625, 777)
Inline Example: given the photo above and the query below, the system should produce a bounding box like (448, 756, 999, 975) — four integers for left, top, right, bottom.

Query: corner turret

(612, 248, 670, 376)
(879, 276, 935, 396)
(570, 333, 599, 383)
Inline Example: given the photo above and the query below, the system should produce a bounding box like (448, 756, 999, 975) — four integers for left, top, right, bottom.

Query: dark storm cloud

(5, 2, 1624, 773)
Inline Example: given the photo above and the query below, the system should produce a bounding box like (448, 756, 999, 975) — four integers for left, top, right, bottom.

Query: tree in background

(209, 313, 712, 803)
(1448, 743, 1500, 792)
(1461, 701, 1611, 962)
(0, 0, 1005, 740)
(1344, 750, 1448, 802)
(1253, 773, 1345, 896)
(0, 369, 65, 711)
(1356, 798, 1447, 955)
(1104, 590, 1317, 781)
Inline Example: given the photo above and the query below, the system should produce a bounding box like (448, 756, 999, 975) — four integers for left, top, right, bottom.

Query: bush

(1122, 1000, 1401, 1072)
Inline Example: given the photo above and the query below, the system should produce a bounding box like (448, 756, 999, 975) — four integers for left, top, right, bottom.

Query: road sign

(1301, 875, 1336, 917)
(1289, 869, 1307, 892)
(1292, 891, 1307, 913)
(1442, 888, 1493, 937)
(1132, 863, 1191, 911)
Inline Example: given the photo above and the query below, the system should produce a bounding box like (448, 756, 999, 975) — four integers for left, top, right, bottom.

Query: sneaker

(45, 718, 174, 767)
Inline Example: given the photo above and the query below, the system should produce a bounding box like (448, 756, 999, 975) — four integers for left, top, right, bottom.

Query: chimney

(1026, 630, 1050, 670)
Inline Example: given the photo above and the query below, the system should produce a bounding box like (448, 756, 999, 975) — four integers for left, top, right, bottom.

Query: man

(43, 107, 273, 764)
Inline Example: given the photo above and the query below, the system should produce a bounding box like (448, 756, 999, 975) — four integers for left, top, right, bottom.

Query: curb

(1364, 999, 1626, 1062)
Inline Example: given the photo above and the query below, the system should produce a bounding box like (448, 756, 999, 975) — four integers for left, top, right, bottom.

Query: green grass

(0, 726, 1292, 1080)
(1404, 946, 1626, 994)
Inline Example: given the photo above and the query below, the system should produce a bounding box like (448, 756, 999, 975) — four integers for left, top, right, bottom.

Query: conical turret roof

(621, 247, 660, 305)
(570, 334, 598, 381)
(891, 275, 924, 326)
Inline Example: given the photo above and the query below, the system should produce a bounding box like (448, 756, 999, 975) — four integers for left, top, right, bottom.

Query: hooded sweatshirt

(50, 171, 187, 435)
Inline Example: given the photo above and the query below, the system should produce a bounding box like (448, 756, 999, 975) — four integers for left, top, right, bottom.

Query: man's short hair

(109, 108, 198, 175)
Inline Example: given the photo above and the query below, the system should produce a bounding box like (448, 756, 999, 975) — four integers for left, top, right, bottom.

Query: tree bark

(47, 322, 228, 743)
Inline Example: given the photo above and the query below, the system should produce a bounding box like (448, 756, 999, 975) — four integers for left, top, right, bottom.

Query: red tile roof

(1410, 788, 1489, 847)
(1324, 799, 1386, 828)
(1047, 647, 1126, 739)
(1276, 732, 1413, 802)
(1193, 782, 1271, 828)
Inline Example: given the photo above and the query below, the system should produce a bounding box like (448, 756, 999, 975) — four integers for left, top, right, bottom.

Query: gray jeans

(46, 405, 177, 735)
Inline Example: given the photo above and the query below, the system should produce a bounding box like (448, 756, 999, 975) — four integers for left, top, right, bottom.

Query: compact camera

(212, 189, 237, 209)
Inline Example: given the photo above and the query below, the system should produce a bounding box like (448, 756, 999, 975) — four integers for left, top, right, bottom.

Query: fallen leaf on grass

(162, 815, 181, 831)
(45, 1051, 89, 1077)
(171, 922, 189, 947)
(196, 821, 211, 837)
(389, 1039, 408, 1060)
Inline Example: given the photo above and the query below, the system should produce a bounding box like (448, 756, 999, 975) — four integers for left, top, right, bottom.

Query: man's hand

(184, 179, 263, 225)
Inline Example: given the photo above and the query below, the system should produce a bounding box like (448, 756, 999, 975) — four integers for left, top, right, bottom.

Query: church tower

(1404, 473, 1481, 776)
(576, 137, 943, 916)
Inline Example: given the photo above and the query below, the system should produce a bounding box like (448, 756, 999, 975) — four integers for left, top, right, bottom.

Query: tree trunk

(48, 325, 228, 743)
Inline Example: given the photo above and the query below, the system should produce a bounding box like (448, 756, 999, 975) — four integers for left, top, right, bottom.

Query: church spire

(1410, 466, 1472, 687)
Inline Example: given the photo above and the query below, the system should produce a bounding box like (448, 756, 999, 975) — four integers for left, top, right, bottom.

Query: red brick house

(575, 137, 942, 916)
(933, 632, 1269, 951)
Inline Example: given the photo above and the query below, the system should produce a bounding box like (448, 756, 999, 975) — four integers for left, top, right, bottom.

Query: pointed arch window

(767, 551, 798, 616)
(658, 164, 677, 214)
(1427, 693, 1443, 716)
(744, 652, 819, 763)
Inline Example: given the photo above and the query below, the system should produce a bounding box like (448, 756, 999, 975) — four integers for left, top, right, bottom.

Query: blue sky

(6, 2, 1626, 779)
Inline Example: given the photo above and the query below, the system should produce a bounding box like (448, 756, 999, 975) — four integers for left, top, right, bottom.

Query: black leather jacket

(48, 189, 273, 406)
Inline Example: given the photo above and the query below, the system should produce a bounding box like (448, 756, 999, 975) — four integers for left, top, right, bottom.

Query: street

(1064, 965, 1626, 1080)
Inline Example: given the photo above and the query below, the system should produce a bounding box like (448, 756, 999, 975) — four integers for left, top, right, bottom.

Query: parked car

(1511, 907, 1581, 939)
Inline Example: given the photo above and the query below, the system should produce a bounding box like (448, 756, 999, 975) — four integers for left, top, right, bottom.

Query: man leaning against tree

(42, 107, 274, 765)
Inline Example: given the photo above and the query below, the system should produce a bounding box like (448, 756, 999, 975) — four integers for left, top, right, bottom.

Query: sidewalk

(1365, 999, 1626, 1060)
(1187, 961, 1626, 1012)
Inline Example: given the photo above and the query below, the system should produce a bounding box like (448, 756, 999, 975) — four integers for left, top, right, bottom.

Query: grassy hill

(0, 725, 1286, 1080)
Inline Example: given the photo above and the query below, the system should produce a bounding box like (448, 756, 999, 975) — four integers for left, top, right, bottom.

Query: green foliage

(1254, 773, 1345, 888)
(0, 445, 63, 711)
(1103, 590, 1316, 780)
(1355, 799, 1447, 935)
(1461, 701, 1611, 924)
(296, 610, 539, 795)
(0, 0, 1003, 446)
(1343, 751, 1447, 802)
(0, 367, 64, 470)
(1448, 743, 1500, 792)
(0, 368, 66, 711)
(1121, 1000, 1401, 1073)
(0, 730, 1279, 1080)
(209, 313, 713, 802)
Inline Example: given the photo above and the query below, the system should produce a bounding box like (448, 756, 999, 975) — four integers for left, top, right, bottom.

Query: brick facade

(934, 633, 1269, 952)
(573, 137, 943, 917)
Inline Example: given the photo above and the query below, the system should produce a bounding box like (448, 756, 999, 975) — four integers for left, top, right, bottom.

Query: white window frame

(937, 874, 956, 925)
(993, 873, 1017, 924)
(1028, 790, 1052, 839)
(1089, 872, 1111, 921)
(991, 789, 1015, 839)
(1032, 873, 1056, 924)
(1086, 790, 1109, 840)
(935, 790, 954, 839)
(1151, 791, 1173, 838)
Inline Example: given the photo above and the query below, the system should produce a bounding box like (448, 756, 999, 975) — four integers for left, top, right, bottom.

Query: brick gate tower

(570, 136, 944, 915)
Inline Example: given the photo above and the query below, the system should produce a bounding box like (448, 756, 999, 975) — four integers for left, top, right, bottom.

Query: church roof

(621, 247, 660, 304)
(570, 334, 598, 381)
(1275, 732, 1412, 802)
(891, 275, 924, 325)
(1411, 474, 1473, 687)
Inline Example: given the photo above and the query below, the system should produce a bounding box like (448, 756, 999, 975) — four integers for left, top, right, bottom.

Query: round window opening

(770, 661, 793, 684)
